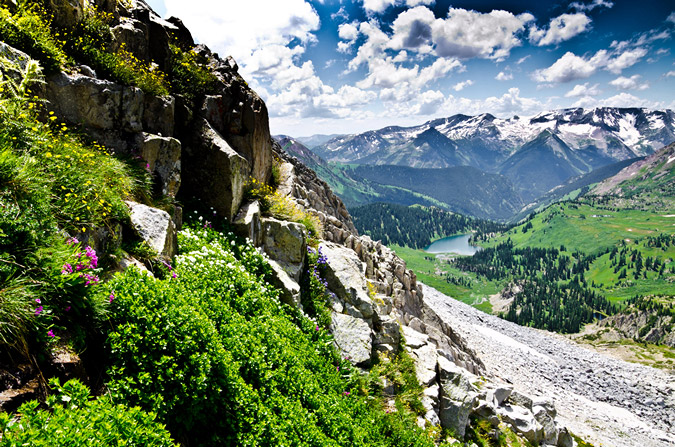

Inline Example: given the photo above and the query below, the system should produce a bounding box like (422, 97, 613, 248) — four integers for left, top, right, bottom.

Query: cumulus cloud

(431, 8, 534, 60)
(413, 90, 446, 115)
(389, 6, 435, 51)
(359, 0, 434, 14)
(609, 75, 649, 90)
(495, 71, 513, 81)
(668, 12, 675, 24)
(565, 83, 601, 97)
(532, 51, 600, 83)
(569, 0, 613, 12)
(338, 22, 360, 41)
(529, 13, 591, 46)
(452, 80, 474, 91)
(600, 92, 657, 108)
(667, 71, 675, 77)
(441, 87, 545, 117)
(605, 47, 647, 73)
(533, 47, 646, 83)
(164, 0, 319, 71)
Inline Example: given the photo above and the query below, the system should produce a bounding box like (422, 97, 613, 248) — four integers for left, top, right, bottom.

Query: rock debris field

(422, 284, 675, 447)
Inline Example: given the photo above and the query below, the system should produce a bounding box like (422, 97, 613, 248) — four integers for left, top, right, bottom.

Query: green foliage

(0, 56, 141, 357)
(0, 378, 175, 446)
(166, 44, 217, 102)
(0, 6, 66, 74)
(103, 220, 437, 446)
(63, 8, 168, 96)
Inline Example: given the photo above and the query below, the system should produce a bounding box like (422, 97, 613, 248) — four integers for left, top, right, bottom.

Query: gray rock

(46, 0, 84, 27)
(111, 18, 150, 63)
(412, 343, 438, 386)
(320, 242, 375, 318)
(508, 390, 533, 410)
(402, 325, 430, 349)
(126, 201, 177, 258)
(233, 201, 262, 246)
(533, 405, 558, 445)
(486, 385, 513, 407)
(330, 312, 372, 366)
(373, 314, 400, 354)
(182, 119, 250, 221)
(137, 133, 181, 197)
(556, 427, 574, 447)
(498, 404, 543, 444)
(266, 259, 301, 307)
(438, 356, 478, 438)
(261, 217, 306, 283)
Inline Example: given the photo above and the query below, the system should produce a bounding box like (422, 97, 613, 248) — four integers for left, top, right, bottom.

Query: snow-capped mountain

(313, 107, 674, 201)
(314, 107, 675, 171)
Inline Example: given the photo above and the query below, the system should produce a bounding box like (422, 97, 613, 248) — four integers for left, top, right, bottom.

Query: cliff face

(6, 0, 573, 442)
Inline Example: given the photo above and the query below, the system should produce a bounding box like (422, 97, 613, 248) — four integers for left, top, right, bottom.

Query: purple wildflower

(65, 306, 71, 312)
(343, 391, 350, 396)
(109, 292, 115, 303)
(172, 272, 177, 279)
(35, 306, 43, 316)
(66, 237, 79, 245)
(35, 298, 41, 304)
(315, 325, 320, 331)
(47, 330, 55, 338)
(85, 246, 98, 268)
(61, 263, 73, 275)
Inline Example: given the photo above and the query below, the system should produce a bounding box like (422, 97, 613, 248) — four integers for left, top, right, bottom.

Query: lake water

(425, 234, 481, 256)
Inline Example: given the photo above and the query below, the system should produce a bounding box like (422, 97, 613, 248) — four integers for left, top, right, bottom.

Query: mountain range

(312, 107, 675, 202)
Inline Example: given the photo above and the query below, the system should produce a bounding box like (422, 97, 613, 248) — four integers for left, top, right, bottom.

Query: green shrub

(103, 219, 437, 446)
(64, 7, 169, 96)
(166, 44, 218, 102)
(0, 378, 176, 446)
(0, 6, 66, 74)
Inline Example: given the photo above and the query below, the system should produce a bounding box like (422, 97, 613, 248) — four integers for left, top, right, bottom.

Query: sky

(145, 0, 675, 137)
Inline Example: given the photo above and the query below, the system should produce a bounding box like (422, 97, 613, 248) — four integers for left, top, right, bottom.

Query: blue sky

(145, 0, 675, 136)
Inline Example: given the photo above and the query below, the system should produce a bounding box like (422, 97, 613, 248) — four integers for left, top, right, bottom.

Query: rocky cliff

(1, 0, 574, 443)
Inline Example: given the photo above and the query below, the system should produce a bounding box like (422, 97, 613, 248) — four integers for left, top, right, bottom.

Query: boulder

(330, 312, 372, 366)
(261, 217, 306, 282)
(143, 94, 175, 137)
(402, 325, 430, 349)
(266, 259, 301, 307)
(136, 133, 181, 198)
(411, 342, 438, 386)
(533, 404, 558, 445)
(373, 314, 400, 354)
(47, 0, 85, 28)
(111, 18, 150, 62)
(486, 385, 513, 407)
(498, 404, 543, 444)
(508, 390, 533, 410)
(556, 427, 574, 447)
(438, 356, 478, 438)
(233, 201, 262, 246)
(126, 201, 177, 258)
(320, 242, 374, 319)
(181, 119, 250, 221)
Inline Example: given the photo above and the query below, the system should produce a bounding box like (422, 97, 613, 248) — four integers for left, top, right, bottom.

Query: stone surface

(487, 385, 513, 407)
(261, 217, 306, 282)
(267, 259, 301, 307)
(126, 201, 176, 258)
(181, 119, 250, 221)
(498, 405, 543, 444)
(533, 404, 558, 445)
(233, 201, 262, 246)
(320, 242, 374, 319)
(402, 325, 430, 349)
(330, 312, 372, 366)
(438, 356, 478, 438)
(411, 342, 438, 386)
(137, 133, 181, 197)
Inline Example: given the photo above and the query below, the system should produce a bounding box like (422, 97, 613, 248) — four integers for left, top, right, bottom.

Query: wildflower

(65, 306, 71, 312)
(35, 306, 43, 316)
(172, 272, 178, 279)
(35, 298, 41, 304)
(109, 292, 114, 303)
(343, 391, 350, 396)
(315, 325, 320, 331)
(47, 330, 55, 338)
(61, 263, 73, 275)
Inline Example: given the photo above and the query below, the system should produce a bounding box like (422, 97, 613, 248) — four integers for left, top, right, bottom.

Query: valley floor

(422, 284, 675, 447)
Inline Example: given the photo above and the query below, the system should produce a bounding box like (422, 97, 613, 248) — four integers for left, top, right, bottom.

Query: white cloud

(331, 6, 349, 21)
(359, 0, 434, 14)
(532, 51, 600, 83)
(533, 47, 646, 83)
(570, 0, 613, 12)
(338, 22, 359, 41)
(441, 87, 545, 117)
(452, 80, 474, 91)
(413, 89, 445, 115)
(605, 47, 647, 73)
(565, 83, 601, 97)
(495, 71, 513, 81)
(668, 12, 675, 24)
(600, 92, 657, 108)
(431, 8, 534, 60)
(516, 55, 531, 65)
(389, 6, 435, 52)
(667, 71, 675, 77)
(571, 96, 601, 108)
(530, 13, 591, 46)
(609, 75, 649, 90)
